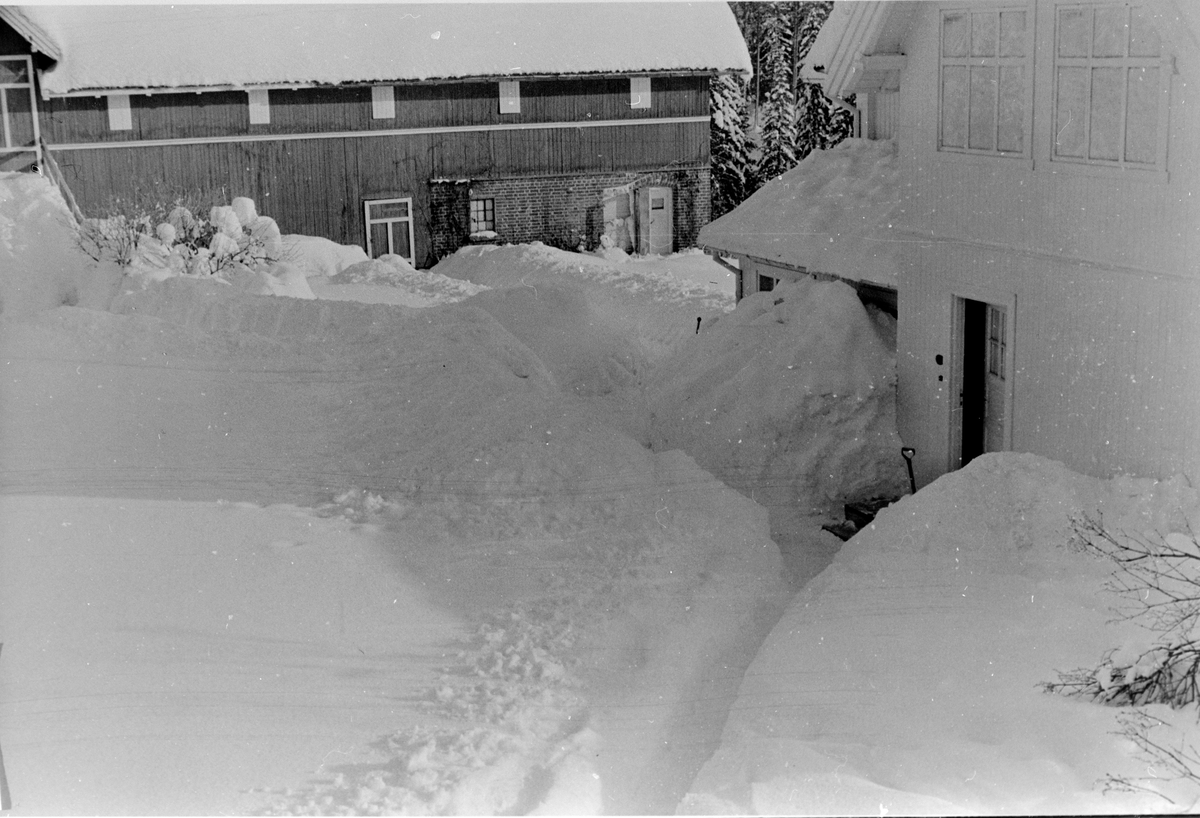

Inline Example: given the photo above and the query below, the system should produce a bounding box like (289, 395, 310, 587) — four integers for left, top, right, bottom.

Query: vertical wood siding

(53, 119, 709, 266)
(40, 76, 711, 145)
(869, 92, 898, 140)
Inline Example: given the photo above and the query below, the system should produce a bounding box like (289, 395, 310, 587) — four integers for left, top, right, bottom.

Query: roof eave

(0, 6, 62, 61)
(41, 67, 736, 99)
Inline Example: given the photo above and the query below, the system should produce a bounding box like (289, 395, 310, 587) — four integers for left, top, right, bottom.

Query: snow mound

(698, 138, 903, 287)
(683, 452, 1200, 814)
(433, 242, 732, 366)
(647, 277, 908, 516)
(0, 172, 118, 316)
(312, 254, 490, 307)
(280, 233, 369, 277)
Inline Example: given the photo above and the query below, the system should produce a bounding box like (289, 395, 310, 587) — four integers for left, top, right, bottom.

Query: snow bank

(698, 139, 904, 287)
(433, 243, 732, 369)
(647, 276, 909, 518)
(280, 233, 369, 277)
(309, 254, 490, 308)
(0, 171, 119, 316)
(682, 452, 1200, 814)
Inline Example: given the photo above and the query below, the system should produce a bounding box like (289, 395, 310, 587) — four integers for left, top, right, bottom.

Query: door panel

(984, 304, 1007, 453)
(954, 297, 1010, 470)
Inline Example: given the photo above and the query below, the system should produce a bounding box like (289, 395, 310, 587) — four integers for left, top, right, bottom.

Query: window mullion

(1, 88, 11, 149)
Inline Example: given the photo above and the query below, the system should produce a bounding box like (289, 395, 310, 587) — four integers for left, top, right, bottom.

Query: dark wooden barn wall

(52, 120, 709, 266)
(40, 76, 710, 145)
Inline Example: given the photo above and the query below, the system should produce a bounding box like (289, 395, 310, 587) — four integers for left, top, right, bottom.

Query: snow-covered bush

(1043, 514, 1200, 802)
(76, 193, 284, 279)
(1044, 515, 1200, 708)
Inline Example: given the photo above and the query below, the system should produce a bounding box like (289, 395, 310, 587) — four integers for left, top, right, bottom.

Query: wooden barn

(0, 4, 751, 267)
(707, 0, 1199, 488)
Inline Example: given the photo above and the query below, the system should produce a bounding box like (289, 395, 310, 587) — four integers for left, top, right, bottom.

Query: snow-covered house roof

(698, 139, 903, 288)
(21, 3, 752, 96)
(802, 0, 1199, 99)
(0, 6, 60, 60)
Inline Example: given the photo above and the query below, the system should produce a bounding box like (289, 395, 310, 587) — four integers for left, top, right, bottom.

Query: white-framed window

(247, 88, 270, 125)
(499, 80, 520, 114)
(364, 197, 416, 266)
(107, 92, 132, 131)
(371, 85, 395, 119)
(1, 55, 42, 160)
(630, 76, 651, 109)
(938, 7, 1031, 157)
(1051, 3, 1168, 170)
(469, 198, 495, 233)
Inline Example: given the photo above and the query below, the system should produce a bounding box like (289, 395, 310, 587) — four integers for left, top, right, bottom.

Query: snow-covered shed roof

(22, 3, 752, 96)
(698, 139, 903, 288)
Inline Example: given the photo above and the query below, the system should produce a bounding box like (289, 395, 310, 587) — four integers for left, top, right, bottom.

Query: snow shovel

(0, 643, 9, 810)
(901, 447, 917, 494)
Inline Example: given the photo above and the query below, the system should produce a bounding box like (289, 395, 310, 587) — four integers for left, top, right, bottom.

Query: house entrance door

(953, 297, 1009, 468)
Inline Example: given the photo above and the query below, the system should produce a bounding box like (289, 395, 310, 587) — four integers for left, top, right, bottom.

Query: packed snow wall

(646, 277, 909, 518)
(0, 172, 119, 316)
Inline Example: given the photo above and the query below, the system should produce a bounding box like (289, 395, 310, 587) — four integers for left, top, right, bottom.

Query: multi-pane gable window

(469, 199, 495, 233)
(939, 7, 1030, 156)
(1052, 4, 1167, 169)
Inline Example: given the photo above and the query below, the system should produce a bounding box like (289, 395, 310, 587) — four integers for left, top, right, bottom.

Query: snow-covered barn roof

(698, 139, 903, 288)
(21, 3, 752, 96)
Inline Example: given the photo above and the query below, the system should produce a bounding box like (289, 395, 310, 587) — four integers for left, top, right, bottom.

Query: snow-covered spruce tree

(755, 3, 798, 184)
(792, 1, 854, 162)
(710, 73, 753, 218)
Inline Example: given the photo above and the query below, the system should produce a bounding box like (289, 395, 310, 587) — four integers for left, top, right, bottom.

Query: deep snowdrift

(0, 173, 788, 814)
(682, 452, 1200, 814)
(6, 171, 1197, 816)
(647, 277, 907, 518)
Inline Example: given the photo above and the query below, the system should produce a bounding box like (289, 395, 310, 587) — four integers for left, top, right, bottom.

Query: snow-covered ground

(2, 171, 1198, 815)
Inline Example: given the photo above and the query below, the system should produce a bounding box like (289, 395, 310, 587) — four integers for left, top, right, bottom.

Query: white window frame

(107, 92, 132, 131)
(630, 76, 652, 109)
(363, 197, 416, 266)
(247, 88, 270, 125)
(469, 198, 495, 234)
(1049, 2, 1170, 175)
(371, 85, 395, 119)
(499, 80, 520, 114)
(937, 6, 1033, 159)
(0, 54, 43, 161)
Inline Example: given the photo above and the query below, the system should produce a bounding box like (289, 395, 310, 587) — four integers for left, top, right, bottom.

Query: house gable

(806, 0, 1200, 487)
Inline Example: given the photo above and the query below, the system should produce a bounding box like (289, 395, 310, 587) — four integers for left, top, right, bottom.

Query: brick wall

(428, 166, 710, 262)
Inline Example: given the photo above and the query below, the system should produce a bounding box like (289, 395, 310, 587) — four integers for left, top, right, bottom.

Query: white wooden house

(708, 0, 1199, 489)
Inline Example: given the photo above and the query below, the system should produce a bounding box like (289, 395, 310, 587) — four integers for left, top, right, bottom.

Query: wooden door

(983, 304, 1007, 453)
(953, 297, 1009, 469)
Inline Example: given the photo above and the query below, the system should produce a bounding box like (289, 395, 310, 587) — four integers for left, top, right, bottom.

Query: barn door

(0, 55, 40, 173)
(952, 297, 1011, 469)
(636, 186, 673, 255)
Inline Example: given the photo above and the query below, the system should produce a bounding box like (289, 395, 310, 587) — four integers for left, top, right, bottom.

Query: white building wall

(893, 0, 1200, 485)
